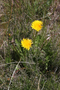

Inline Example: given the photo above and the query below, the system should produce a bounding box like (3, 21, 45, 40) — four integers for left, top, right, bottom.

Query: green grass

(0, 0, 60, 90)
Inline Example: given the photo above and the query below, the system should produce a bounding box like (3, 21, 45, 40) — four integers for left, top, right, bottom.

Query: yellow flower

(31, 20, 43, 31)
(21, 38, 33, 50)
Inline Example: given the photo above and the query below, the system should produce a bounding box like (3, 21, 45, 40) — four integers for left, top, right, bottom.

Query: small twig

(41, 81, 46, 90)
(37, 74, 41, 90)
(0, 61, 35, 67)
(54, 66, 58, 74)
(7, 60, 35, 90)
(8, 60, 21, 90)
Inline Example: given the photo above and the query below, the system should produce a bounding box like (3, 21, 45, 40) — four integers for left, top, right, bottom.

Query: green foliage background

(0, 0, 60, 90)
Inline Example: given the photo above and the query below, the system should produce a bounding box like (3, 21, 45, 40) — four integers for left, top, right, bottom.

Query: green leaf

(5, 56, 11, 63)
(15, 39, 20, 48)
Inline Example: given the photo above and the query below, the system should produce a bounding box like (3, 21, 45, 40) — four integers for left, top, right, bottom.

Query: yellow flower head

(21, 38, 33, 50)
(31, 20, 43, 31)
